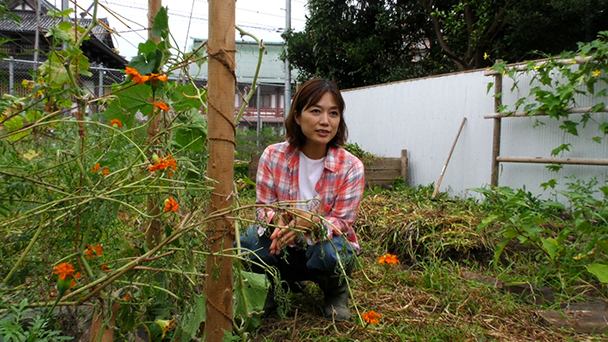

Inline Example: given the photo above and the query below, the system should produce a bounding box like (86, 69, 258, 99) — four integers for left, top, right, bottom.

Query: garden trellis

(486, 57, 608, 187)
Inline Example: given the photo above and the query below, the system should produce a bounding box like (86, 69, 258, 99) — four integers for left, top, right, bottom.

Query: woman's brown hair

(285, 78, 348, 149)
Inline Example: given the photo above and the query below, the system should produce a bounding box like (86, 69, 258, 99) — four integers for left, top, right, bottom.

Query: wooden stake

(490, 61, 503, 186)
(432, 117, 467, 200)
(145, 0, 163, 248)
(204, 0, 236, 339)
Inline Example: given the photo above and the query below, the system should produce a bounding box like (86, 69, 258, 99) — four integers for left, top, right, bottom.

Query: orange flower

(110, 119, 122, 128)
(149, 73, 169, 82)
(91, 163, 101, 173)
(153, 101, 169, 111)
(132, 74, 150, 84)
(149, 154, 177, 173)
(125, 66, 150, 84)
(85, 244, 103, 258)
(125, 66, 138, 76)
(93, 244, 103, 256)
(164, 197, 179, 212)
(102, 264, 110, 273)
(102, 167, 110, 176)
(378, 253, 399, 265)
(54, 263, 76, 280)
(123, 294, 132, 301)
(361, 310, 381, 325)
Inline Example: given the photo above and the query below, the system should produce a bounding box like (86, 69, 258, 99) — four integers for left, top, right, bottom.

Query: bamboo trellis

(484, 58, 608, 186)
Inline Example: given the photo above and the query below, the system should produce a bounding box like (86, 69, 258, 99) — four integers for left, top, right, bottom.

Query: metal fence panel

(342, 67, 608, 199)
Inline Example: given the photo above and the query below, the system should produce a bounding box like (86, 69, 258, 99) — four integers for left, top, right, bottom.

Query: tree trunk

(203, 0, 236, 339)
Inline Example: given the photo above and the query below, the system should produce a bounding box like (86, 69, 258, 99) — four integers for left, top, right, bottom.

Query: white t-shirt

(298, 152, 331, 243)
(298, 151, 325, 209)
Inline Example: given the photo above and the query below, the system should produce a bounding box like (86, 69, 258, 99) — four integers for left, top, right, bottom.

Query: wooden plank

(484, 106, 608, 119)
(366, 159, 401, 169)
(364, 169, 401, 179)
(401, 149, 408, 185)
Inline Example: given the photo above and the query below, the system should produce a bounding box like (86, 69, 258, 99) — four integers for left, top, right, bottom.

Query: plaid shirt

(256, 141, 365, 253)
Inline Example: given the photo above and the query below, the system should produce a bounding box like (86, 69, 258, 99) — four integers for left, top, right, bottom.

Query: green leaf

(486, 82, 494, 94)
(559, 120, 578, 136)
(541, 238, 559, 261)
(586, 263, 608, 283)
(172, 84, 206, 112)
(493, 238, 511, 266)
(477, 214, 498, 233)
(152, 7, 170, 40)
(234, 270, 269, 332)
(3, 115, 28, 141)
(175, 293, 206, 342)
(172, 108, 207, 151)
(550, 143, 571, 156)
(130, 41, 163, 75)
(101, 84, 153, 125)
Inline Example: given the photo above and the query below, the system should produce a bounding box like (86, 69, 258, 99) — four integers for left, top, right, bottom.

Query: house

(1, 0, 127, 67)
(189, 38, 295, 128)
(0, 0, 128, 97)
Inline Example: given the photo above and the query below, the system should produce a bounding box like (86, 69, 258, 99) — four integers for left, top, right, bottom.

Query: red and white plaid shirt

(255, 141, 365, 253)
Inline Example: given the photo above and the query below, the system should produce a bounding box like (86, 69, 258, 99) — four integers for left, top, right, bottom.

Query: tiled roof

(1, 0, 128, 68)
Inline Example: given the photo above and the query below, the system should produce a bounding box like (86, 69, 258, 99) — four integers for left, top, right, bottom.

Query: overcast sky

(54, 0, 309, 60)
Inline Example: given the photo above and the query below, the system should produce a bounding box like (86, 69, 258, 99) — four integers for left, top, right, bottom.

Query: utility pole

(284, 0, 291, 119)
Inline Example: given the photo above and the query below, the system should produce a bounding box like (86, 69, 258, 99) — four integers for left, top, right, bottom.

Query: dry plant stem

(63, 211, 196, 304)
(3, 215, 45, 283)
(234, 25, 265, 123)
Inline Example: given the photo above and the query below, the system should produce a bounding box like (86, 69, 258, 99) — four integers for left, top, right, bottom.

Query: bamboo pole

(484, 106, 608, 119)
(145, 0, 163, 248)
(496, 156, 608, 166)
(204, 0, 236, 339)
(431, 117, 467, 200)
(490, 62, 503, 186)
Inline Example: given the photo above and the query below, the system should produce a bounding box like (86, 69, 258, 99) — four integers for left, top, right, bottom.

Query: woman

(241, 78, 365, 321)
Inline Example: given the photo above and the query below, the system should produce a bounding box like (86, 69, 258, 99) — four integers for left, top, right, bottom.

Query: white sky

(57, 0, 309, 60)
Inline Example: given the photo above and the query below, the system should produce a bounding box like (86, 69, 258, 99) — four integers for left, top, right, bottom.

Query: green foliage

(234, 126, 283, 160)
(474, 181, 608, 289)
(492, 31, 608, 162)
(286, 0, 608, 88)
(0, 299, 72, 341)
(343, 142, 377, 165)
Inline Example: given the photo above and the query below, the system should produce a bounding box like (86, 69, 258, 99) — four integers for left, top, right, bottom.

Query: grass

(247, 184, 608, 341)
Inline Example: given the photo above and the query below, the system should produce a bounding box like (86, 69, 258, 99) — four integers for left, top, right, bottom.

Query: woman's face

(296, 92, 341, 159)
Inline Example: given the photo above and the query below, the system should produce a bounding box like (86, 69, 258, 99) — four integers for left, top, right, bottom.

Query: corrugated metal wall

(342, 66, 608, 199)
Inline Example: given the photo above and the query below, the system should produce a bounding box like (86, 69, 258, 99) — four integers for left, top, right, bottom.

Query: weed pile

(356, 185, 494, 264)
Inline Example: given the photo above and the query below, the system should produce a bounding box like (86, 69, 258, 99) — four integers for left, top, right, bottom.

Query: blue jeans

(238, 225, 355, 281)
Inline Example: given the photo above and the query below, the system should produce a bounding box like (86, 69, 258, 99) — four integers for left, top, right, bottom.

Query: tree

(285, 0, 608, 89)
(283, 0, 440, 89)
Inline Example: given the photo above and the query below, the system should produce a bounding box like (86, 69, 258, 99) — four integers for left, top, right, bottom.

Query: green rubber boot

(317, 275, 351, 321)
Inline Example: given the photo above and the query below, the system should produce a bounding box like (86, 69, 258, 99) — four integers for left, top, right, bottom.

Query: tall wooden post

(146, 0, 163, 248)
(204, 0, 236, 339)
(490, 60, 503, 186)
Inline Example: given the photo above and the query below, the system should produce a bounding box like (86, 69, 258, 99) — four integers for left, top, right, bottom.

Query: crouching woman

(240, 78, 365, 321)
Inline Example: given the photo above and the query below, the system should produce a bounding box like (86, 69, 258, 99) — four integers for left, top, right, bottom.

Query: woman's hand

(269, 209, 316, 255)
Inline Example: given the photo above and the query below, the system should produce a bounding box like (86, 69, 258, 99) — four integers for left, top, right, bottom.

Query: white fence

(342, 64, 608, 199)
